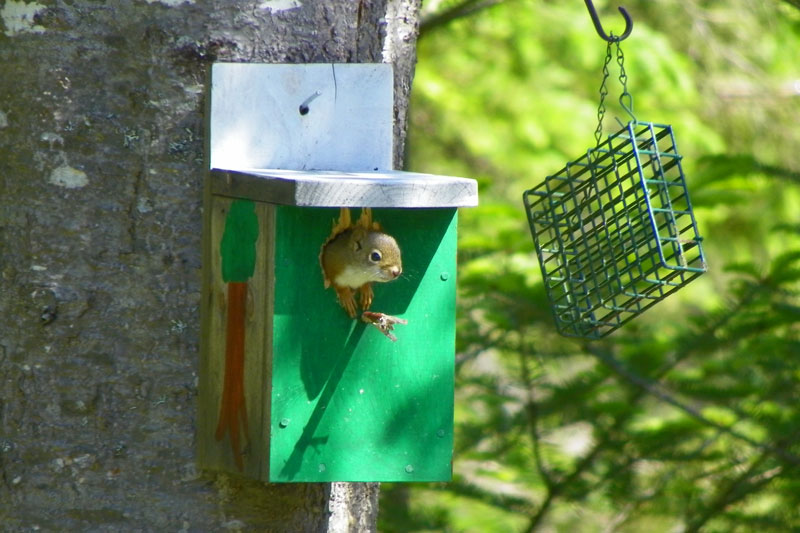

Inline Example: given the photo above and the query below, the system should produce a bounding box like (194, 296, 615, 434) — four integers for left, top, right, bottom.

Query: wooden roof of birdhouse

(207, 63, 478, 208)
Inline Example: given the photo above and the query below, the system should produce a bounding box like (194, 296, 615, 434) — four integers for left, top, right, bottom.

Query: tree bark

(0, 1, 420, 531)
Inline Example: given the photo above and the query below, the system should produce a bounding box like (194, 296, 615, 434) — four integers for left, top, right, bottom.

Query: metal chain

(594, 40, 636, 155)
(616, 41, 636, 122)
(594, 41, 614, 151)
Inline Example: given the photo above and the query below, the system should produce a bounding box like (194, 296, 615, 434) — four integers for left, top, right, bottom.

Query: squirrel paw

(359, 283, 374, 311)
(335, 286, 358, 318)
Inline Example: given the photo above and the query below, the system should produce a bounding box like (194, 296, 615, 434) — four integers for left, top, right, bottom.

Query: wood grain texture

(198, 196, 274, 479)
(214, 281, 249, 471)
(210, 169, 478, 208)
(208, 63, 393, 172)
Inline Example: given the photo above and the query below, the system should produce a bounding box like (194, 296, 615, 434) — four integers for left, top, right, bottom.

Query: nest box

(198, 63, 478, 482)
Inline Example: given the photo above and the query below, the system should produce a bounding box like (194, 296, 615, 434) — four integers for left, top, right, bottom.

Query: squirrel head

(319, 208, 403, 291)
(352, 229, 402, 282)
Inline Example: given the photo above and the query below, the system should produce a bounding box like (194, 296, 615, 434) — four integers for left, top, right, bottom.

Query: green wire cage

(523, 121, 707, 338)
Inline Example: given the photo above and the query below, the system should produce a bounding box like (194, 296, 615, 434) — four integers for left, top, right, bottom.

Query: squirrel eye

(370, 251, 382, 262)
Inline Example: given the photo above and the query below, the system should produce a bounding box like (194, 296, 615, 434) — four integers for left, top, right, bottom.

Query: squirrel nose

(390, 266, 401, 278)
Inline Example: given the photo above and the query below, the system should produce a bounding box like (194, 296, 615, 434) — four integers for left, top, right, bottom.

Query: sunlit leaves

(380, 1, 800, 532)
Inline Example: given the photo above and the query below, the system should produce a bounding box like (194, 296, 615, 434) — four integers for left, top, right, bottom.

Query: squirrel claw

(335, 286, 358, 318)
(343, 301, 357, 319)
(361, 311, 408, 342)
(359, 283, 374, 311)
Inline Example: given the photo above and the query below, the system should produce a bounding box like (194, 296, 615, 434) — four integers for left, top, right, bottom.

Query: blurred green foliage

(381, 1, 800, 531)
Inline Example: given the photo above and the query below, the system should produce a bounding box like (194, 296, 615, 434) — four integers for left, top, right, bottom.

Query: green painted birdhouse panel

(270, 206, 457, 482)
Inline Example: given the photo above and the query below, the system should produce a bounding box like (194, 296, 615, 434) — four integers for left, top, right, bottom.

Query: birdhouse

(197, 63, 478, 482)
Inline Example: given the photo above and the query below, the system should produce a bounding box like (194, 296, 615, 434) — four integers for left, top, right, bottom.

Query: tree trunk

(0, 1, 420, 530)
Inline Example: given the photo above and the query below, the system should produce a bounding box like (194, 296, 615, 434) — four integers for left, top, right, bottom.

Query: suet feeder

(524, 122, 707, 338)
(197, 63, 478, 482)
(523, 6, 707, 338)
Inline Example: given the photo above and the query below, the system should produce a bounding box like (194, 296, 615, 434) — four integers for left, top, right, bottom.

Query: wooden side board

(197, 196, 275, 478)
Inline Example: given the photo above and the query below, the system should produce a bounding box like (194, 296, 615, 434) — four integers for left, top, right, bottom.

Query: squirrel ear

(352, 238, 362, 252)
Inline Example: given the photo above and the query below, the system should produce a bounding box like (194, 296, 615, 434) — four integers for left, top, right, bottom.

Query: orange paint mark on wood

(215, 281, 249, 470)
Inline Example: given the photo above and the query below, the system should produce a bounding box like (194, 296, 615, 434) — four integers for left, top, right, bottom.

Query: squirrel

(320, 207, 402, 318)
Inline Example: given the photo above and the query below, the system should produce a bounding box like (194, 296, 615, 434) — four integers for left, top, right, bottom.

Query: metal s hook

(584, 0, 633, 42)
